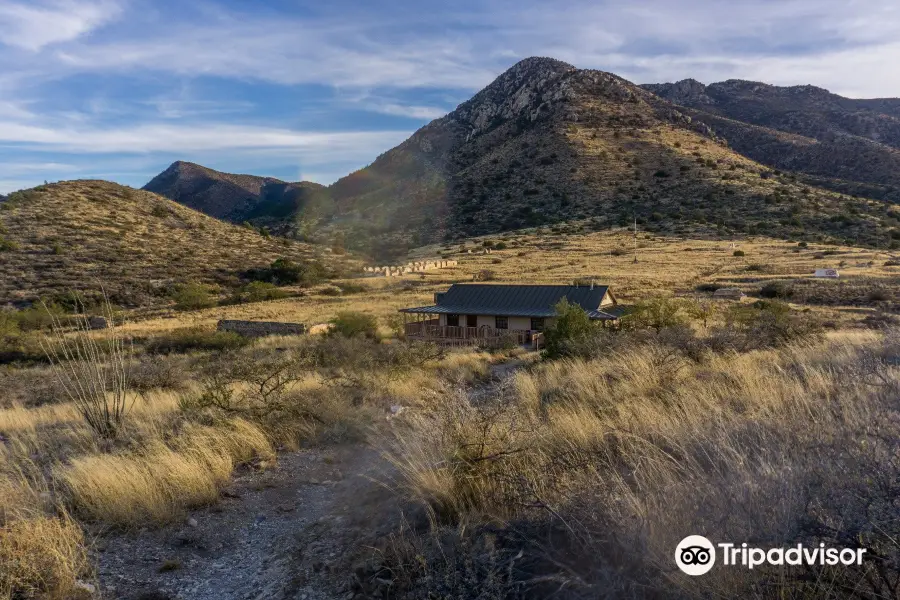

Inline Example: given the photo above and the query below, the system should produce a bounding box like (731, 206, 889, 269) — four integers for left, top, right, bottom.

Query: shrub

(695, 283, 721, 292)
(493, 242, 507, 250)
(733, 249, 745, 257)
(867, 289, 889, 302)
(542, 299, 598, 358)
(146, 328, 251, 355)
(0, 236, 19, 251)
(251, 257, 329, 286)
(329, 312, 379, 339)
(171, 282, 218, 311)
(759, 280, 793, 299)
(232, 281, 287, 304)
(621, 296, 689, 333)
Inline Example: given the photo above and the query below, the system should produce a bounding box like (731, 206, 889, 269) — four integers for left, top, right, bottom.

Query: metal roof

(400, 284, 619, 319)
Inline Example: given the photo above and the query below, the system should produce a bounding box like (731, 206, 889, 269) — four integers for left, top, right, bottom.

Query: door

(466, 314, 478, 328)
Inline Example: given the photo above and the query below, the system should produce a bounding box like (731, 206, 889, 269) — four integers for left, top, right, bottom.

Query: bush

(695, 283, 721, 293)
(621, 296, 689, 333)
(146, 328, 251, 355)
(733, 250, 745, 257)
(329, 312, 379, 340)
(231, 281, 287, 304)
(542, 299, 598, 358)
(171, 282, 218, 311)
(493, 242, 507, 250)
(759, 280, 793, 299)
(250, 257, 329, 286)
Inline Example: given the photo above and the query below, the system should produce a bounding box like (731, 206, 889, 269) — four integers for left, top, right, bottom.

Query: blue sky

(0, 0, 898, 193)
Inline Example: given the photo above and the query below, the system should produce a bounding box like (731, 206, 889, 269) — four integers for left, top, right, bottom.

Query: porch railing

(404, 320, 544, 350)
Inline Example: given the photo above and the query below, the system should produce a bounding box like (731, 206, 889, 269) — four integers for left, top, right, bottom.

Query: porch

(403, 318, 544, 350)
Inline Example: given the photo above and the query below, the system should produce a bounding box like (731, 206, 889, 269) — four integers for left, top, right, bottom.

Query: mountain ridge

(144, 58, 899, 256)
(0, 180, 345, 306)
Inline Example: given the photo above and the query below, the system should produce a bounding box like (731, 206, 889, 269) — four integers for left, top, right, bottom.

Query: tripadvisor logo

(675, 535, 868, 576)
(676, 535, 716, 575)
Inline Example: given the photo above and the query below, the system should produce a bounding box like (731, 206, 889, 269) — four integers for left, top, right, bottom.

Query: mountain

(643, 79, 900, 201)
(143, 161, 331, 224)
(146, 58, 899, 257)
(0, 180, 345, 306)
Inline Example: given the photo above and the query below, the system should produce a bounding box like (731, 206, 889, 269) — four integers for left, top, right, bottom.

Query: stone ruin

(364, 259, 458, 277)
(216, 320, 306, 337)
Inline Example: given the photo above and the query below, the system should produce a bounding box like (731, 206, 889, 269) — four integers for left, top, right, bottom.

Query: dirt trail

(97, 445, 401, 600)
(97, 358, 528, 600)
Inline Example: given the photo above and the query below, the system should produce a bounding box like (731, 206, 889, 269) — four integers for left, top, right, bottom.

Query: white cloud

(0, 0, 122, 51)
(0, 119, 411, 156)
(364, 101, 448, 120)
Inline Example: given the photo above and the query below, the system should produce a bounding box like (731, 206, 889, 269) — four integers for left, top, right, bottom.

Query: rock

(187, 517, 198, 528)
(87, 316, 109, 330)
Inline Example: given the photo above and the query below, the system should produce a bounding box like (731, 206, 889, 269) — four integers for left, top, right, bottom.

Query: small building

(713, 287, 745, 300)
(399, 283, 625, 349)
(813, 269, 840, 278)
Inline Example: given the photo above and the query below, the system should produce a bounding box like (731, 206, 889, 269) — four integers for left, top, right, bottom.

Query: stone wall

(216, 320, 306, 337)
(364, 259, 458, 277)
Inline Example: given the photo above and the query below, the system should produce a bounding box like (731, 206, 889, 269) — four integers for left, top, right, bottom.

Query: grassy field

(0, 227, 897, 598)
(118, 228, 897, 338)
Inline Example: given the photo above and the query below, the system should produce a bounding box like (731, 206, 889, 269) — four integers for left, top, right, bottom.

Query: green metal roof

(400, 283, 621, 319)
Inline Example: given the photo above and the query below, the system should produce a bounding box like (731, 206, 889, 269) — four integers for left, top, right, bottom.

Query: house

(399, 283, 625, 349)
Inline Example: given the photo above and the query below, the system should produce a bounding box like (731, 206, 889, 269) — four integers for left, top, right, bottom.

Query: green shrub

(336, 281, 366, 294)
(733, 250, 745, 257)
(329, 311, 379, 339)
(253, 257, 329, 286)
(0, 236, 19, 251)
(621, 296, 689, 333)
(543, 299, 598, 358)
(232, 281, 287, 304)
(146, 328, 250, 355)
(171, 282, 218, 311)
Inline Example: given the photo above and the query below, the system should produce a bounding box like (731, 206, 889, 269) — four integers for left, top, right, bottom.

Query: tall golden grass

(385, 329, 900, 597)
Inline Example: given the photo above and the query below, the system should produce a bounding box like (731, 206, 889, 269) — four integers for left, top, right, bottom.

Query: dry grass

(384, 328, 900, 597)
(58, 418, 273, 527)
(114, 230, 897, 340)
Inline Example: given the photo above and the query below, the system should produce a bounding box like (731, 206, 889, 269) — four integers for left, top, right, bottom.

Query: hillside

(143, 161, 331, 225)
(644, 79, 900, 201)
(321, 58, 896, 254)
(0, 180, 345, 306)
(145, 58, 900, 258)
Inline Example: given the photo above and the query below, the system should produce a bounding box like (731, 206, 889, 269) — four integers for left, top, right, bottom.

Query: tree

(623, 296, 688, 333)
(543, 299, 597, 358)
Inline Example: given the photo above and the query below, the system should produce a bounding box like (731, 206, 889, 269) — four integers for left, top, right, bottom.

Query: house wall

(437, 313, 552, 330)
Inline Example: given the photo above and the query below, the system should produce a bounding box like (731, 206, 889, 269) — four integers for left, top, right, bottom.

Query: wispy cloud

(0, 0, 899, 193)
(0, 0, 122, 51)
(0, 119, 410, 155)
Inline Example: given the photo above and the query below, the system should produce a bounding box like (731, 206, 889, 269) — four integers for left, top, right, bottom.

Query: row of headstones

(364, 259, 458, 277)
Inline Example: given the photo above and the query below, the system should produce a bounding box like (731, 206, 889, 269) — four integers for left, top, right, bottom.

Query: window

(530, 318, 545, 331)
(446, 314, 459, 327)
(495, 316, 508, 329)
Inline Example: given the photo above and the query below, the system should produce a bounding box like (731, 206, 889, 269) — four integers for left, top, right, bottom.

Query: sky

(0, 0, 898, 193)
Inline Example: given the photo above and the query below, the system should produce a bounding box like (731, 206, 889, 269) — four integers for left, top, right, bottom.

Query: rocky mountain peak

(643, 78, 713, 105)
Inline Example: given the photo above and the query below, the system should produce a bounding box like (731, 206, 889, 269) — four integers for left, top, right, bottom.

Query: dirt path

(97, 444, 402, 600)
(97, 358, 529, 600)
